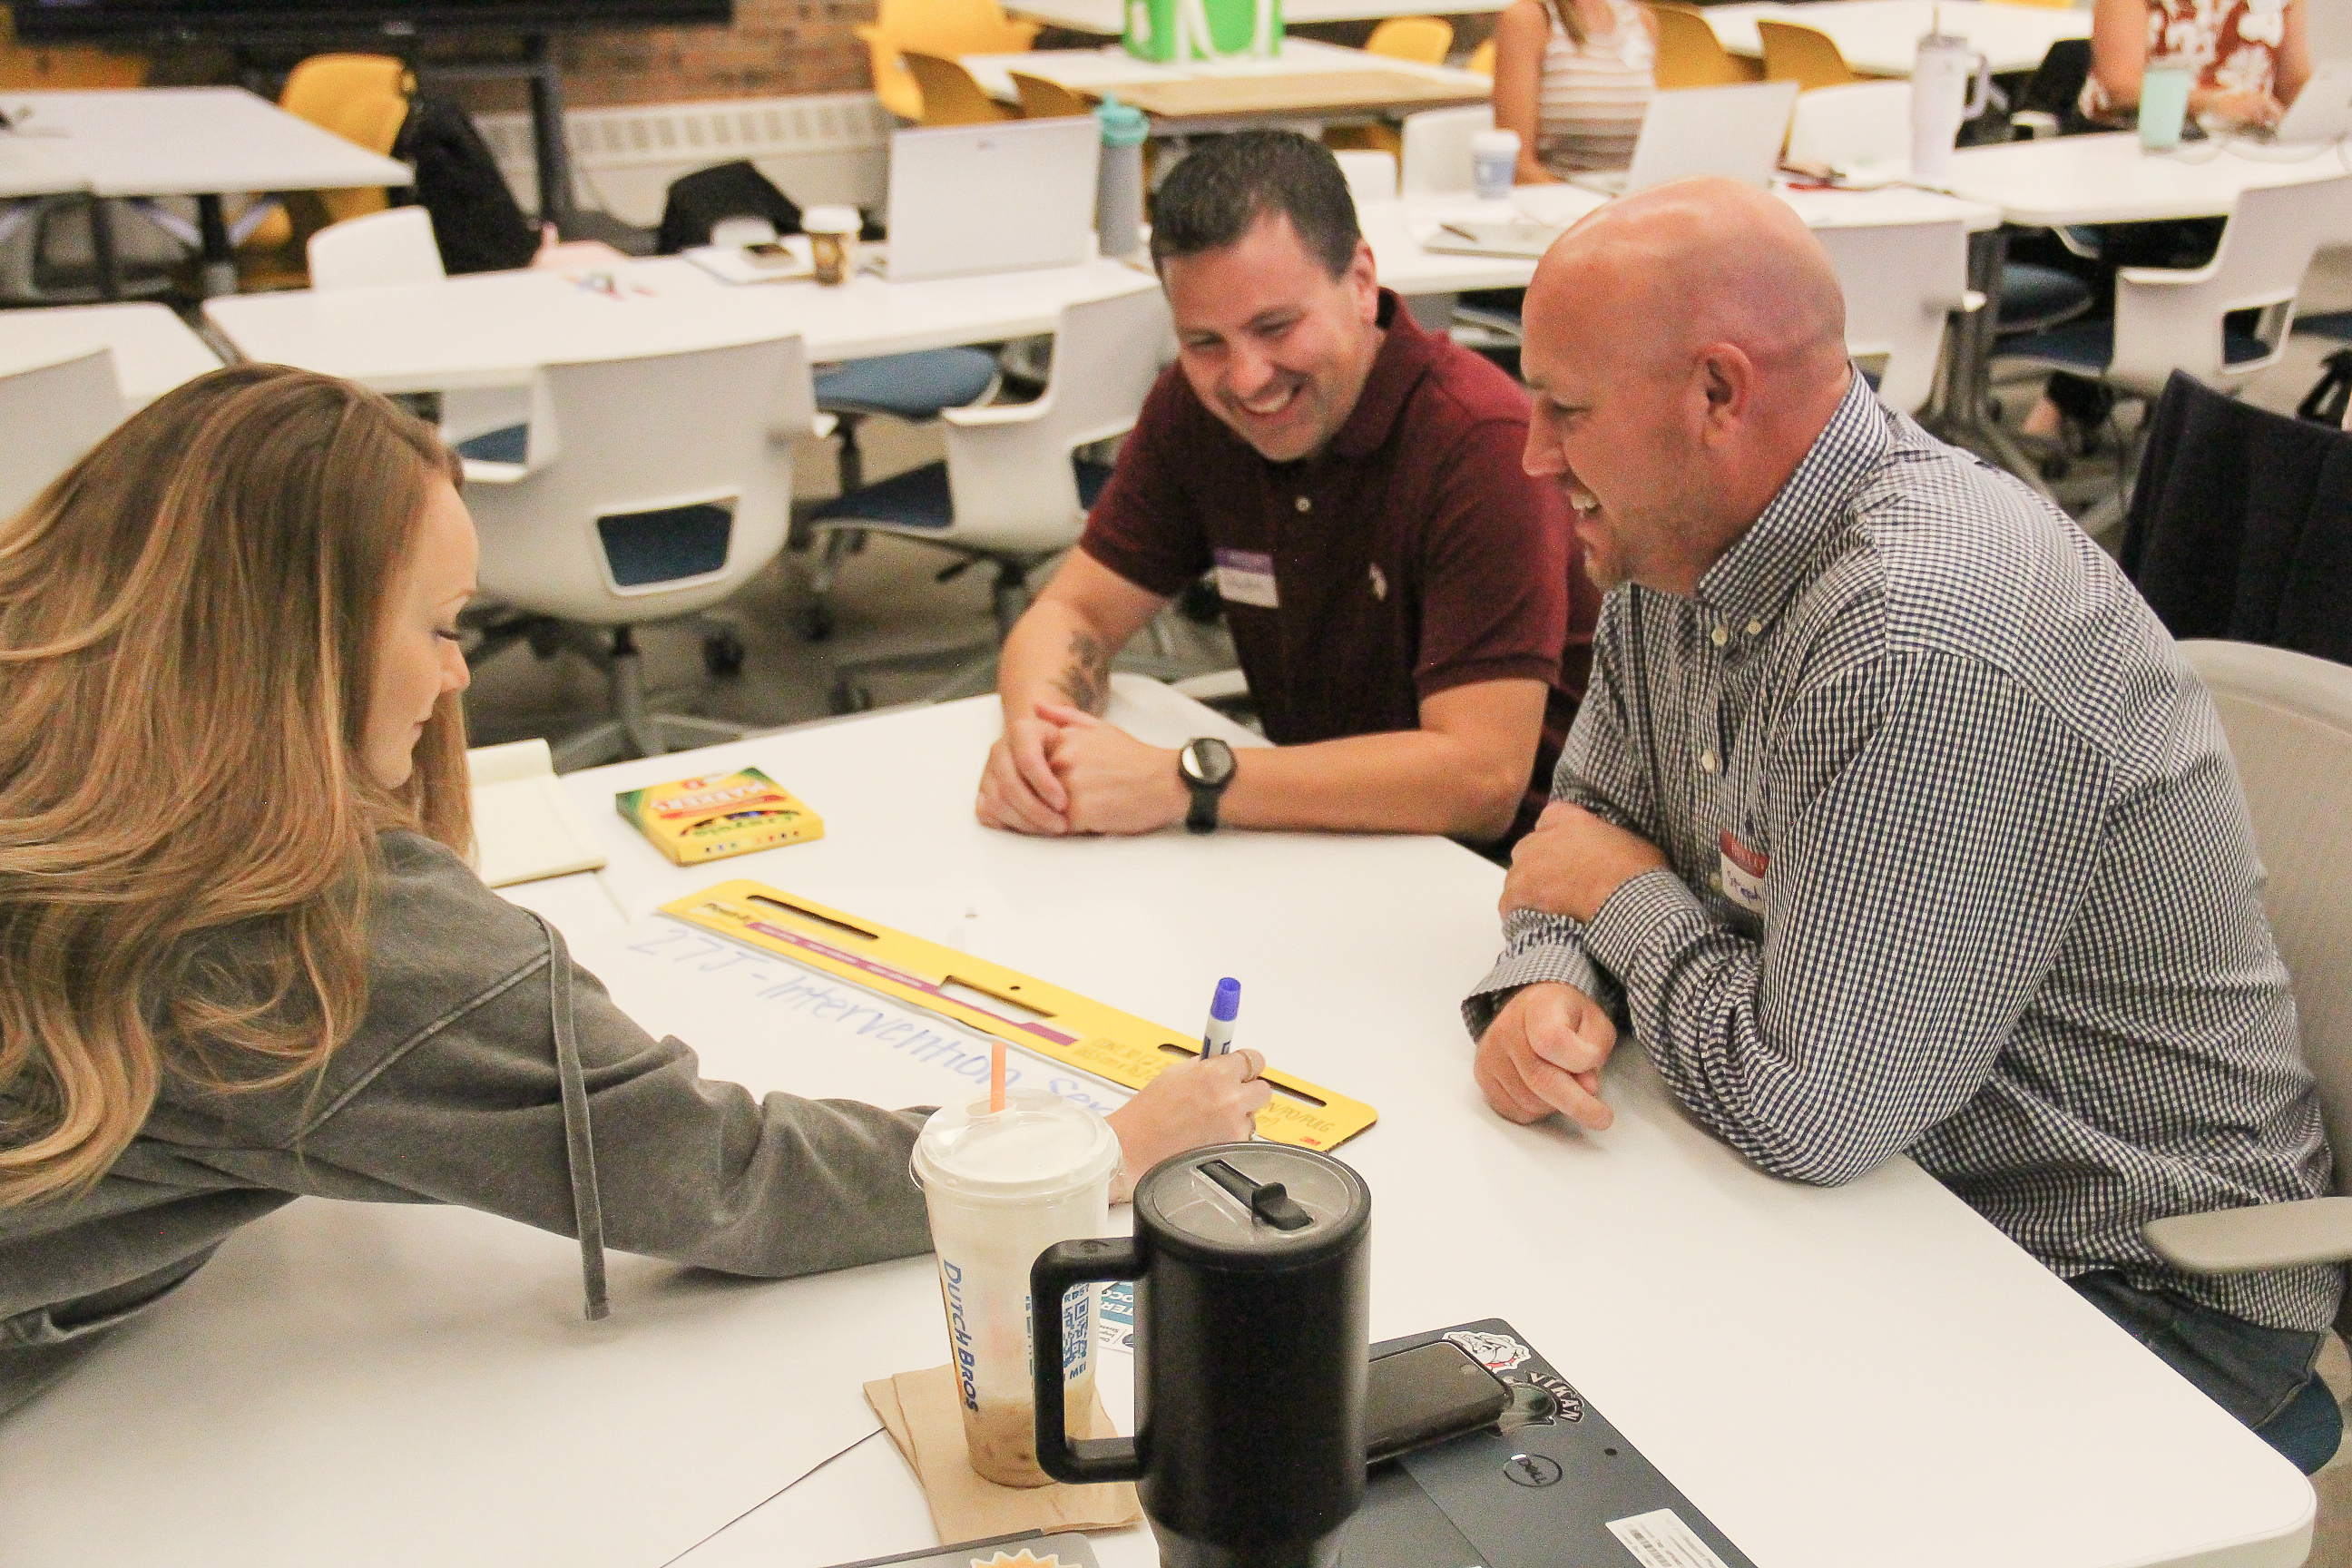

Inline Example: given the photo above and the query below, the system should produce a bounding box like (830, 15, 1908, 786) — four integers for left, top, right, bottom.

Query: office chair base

(468, 613, 749, 769)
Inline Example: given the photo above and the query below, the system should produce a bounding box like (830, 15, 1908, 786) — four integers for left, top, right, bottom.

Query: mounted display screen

(8, 0, 732, 44)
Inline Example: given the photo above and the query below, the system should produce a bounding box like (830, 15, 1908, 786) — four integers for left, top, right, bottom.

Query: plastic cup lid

(1471, 128, 1521, 152)
(914, 1088, 1120, 1200)
(1096, 94, 1150, 147)
(802, 204, 861, 235)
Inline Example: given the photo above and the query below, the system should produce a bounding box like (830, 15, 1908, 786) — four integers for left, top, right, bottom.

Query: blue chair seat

(2294, 310, 2352, 341)
(812, 348, 999, 420)
(809, 456, 1112, 534)
(1996, 262, 2094, 334)
(455, 423, 530, 466)
(1999, 319, 2272, 375)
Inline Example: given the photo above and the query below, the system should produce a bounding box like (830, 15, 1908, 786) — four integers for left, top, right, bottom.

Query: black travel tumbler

(1030, 1142, 1371, 1568)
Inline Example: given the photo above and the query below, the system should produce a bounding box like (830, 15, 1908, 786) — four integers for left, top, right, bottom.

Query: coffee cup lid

(801, 204, 861, 236)
(914, 1089, 1119, 1200)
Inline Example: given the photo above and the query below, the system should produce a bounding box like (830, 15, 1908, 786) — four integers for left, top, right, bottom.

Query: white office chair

(2142, 642, 2352, 1465)
(1812, 218, 1972, 416)
(1785, 80, 1910, 172)
(305, 206, 534, 461)
(1334, 149, 1399, 207)
(464, 335, 816, 769)
(1399, 104, 1491, 196)
(0, 348, 125, 521)
(805, 287, 1172, 713)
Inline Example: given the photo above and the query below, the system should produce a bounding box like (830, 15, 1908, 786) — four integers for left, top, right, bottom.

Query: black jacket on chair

(2120, 371, 2352, 667)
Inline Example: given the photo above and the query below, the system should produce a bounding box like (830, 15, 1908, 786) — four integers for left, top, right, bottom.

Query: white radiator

(474, 92, 896, 229)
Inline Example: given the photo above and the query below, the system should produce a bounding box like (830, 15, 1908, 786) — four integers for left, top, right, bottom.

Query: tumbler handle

(1031, 1236, 1143, 1484)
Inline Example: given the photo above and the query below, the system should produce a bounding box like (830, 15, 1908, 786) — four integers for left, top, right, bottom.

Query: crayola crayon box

(614, 768, 824, 865)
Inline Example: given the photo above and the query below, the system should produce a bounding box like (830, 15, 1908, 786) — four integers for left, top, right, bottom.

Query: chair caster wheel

(2040, 454, 2072, 481)
(828, 680, 873, 716)
(1985, 397, 2004, 423)
(798, 602, 834, 642)
(701, 630, 746, 677)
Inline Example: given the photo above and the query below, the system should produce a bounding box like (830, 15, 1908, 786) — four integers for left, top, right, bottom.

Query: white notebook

(467, 739, 609, 888)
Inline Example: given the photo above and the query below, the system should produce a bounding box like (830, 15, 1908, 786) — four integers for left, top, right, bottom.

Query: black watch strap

(1185, 778, 1221, 833)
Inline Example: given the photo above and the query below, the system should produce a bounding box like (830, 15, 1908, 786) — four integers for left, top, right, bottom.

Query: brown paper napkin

(864, 1365, 1143, 1540)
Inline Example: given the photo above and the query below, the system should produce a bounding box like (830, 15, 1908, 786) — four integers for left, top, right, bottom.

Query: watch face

(1181, 737, 1238, 789)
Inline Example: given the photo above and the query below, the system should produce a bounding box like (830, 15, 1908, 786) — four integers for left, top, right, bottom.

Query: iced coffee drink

(914, 1089, 1119, 1488)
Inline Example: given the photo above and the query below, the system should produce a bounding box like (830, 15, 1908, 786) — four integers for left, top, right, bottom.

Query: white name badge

(1718, 828, 1768, 918)
(1214, 547, 1279, 610)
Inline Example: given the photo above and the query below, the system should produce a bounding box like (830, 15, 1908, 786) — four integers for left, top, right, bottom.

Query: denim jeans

(2073, 1271, 2343, 1474)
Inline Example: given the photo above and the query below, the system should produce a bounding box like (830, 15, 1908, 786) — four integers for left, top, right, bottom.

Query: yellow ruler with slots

(662, 880, 1377, 1151)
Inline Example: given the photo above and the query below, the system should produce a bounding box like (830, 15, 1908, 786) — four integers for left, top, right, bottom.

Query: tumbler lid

(1134, 1142, 1369, 1269)
(1096, 94, 1150, 147)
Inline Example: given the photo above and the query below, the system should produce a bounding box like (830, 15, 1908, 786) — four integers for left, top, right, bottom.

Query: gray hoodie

(0, 831, 934, 1416)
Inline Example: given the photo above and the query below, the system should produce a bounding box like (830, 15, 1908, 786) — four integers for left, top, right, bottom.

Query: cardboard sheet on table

(866, 1365, 1141, 1541)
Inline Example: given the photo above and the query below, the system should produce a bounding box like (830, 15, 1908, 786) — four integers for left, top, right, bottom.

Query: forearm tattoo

(1054, 629, 1111, 714)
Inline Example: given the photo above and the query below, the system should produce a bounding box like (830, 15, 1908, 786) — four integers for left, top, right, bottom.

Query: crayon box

(615, 768, 824, 865)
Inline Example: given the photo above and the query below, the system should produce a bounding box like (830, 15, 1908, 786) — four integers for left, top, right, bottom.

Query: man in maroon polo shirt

(975, 131, 1598, 849)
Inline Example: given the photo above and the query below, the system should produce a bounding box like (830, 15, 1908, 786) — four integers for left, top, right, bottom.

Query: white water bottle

(1911, 29, 1990, 182)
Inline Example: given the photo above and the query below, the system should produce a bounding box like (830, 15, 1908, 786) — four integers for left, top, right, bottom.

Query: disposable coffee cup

(1470, 128, 1521, 201)
(802, 204, 861, 286)
(914, 1088, 1121, 1487)
(2140, 62, 2193, 151)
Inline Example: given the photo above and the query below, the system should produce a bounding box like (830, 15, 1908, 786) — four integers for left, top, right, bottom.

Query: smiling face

(1159, 208, 1385, 464)
(363, 477, 477, 789)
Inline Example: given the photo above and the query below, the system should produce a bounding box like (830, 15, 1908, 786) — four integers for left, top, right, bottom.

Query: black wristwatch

(1178, 737, 1238, 833)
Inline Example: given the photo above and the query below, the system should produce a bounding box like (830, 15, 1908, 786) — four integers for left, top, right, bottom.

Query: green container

(1123, 0, 1282, 64)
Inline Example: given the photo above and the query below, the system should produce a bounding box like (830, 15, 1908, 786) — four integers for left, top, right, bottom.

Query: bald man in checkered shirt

(1465, 179, 2345, 1473)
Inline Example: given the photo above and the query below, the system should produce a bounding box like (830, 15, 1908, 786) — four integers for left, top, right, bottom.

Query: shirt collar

(1325, 289, 1436, 461)
(1693, 370, 1886, 636)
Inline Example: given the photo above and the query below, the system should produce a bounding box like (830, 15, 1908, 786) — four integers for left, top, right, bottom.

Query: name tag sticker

(1718, 828, 1768, 917)
(1214, 548, 1279, 610)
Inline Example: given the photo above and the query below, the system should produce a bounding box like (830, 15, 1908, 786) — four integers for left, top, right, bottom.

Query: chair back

(876, 0, 1041, 53)
(0, 42, 145, 89)
(1757, 21, 1859, 91)
(1812, 218, 1969, 414)
(0, 348, 123, 520)
(307, 206, 445, 289)
(2110, 174, 2352, 398)
(1366, 15, 1455, 64)
(1465, 37, 1495, 77)
(279, 54, 414, 224)
(1011, 71, 1093, 119)
(1399, 103, 1493, 194)
(1334, 148, 1399, 206)
(940, 287, 1171, 553)
(2180, 639, 2352, 1199)
(468, 337, 813, 626)
(1649, 3, 1763, 88)
(904, 51, 1015, 126)
(1786, 80, 1911, 169)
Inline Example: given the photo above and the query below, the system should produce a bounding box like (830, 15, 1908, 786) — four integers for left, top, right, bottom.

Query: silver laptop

(1571, 80, 1801, 196)
(2272, 60, 2352, 145)
(878, 116, 1100, 281)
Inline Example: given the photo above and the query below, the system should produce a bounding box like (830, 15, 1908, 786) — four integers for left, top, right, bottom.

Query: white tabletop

(0, 87, 409, 199)
(1010, 0, 1508, 33)
(963, 36, 1491, 103)
(0, 302, 222, 407)
(202, 252, 1160, 394)
(0, 131, 83, 199)
(1925, 131, 2352, 226)
(0, 678, 2317, 1568)
(1366, 181, 2002, 295)
(1704, 0, 2090, 77)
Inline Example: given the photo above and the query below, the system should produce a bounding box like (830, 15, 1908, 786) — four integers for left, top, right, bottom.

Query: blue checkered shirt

(1465, 375, 2342, 1333)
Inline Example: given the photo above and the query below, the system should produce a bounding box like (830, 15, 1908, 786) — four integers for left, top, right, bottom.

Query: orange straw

(989, 1041, 1007, 1113)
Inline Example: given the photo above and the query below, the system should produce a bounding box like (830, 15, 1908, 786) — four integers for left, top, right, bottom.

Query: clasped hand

(976, 700, 1188, 836)
(1500, 800, 1670, 924)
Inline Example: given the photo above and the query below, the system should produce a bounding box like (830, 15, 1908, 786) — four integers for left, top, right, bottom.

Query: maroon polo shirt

(1081, 289, 1600, 845)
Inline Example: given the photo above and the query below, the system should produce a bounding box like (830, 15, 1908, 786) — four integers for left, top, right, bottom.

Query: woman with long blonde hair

(1489, 0, 1658, 183)
(0, 364, 1269, 1416)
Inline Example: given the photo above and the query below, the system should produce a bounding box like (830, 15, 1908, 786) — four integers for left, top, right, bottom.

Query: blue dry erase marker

(1201, 977, 1241, 1057)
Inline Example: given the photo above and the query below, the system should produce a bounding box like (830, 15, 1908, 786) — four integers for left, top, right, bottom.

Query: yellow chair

(1757, 20, 1862, 91)
(1465, 37, 1495, 77)
(904, 51, 1020, 126)
(1648, 4, 1764, 88)
(239, 54, 414, 285)
(1992, 0, 2073, 8)
(1011, 70, 1093, 119)
(857, 0, 1042, 122)
(0, 43, 145, 90)
(1364, 15, 1455, 65)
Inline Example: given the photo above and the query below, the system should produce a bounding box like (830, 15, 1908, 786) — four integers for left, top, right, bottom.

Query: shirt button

(1709, 873, 1724, 891)
(1710, 625, 1728, 648)
(1746, 619, 1763, 636)
(1295, 495, 1312, 513)
(1700, 750, 1718, 773)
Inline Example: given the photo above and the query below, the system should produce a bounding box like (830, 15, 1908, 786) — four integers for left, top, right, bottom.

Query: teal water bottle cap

(1096, 94, 1150, 148)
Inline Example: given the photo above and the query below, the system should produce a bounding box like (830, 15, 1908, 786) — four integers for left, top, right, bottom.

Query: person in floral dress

(2082, 0, 2312, 133)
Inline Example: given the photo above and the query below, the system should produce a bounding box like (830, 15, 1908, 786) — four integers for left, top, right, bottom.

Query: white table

(0, 302, 222, 407)
(0, 132, 82, 200)
(963, 37, 1491, 129)
(1011, 0, 1507, 34)
(202, 252, 1160, 396)
(1704, 0, 2090, 77)
(0, 677, 2318, 1568)
(1365, 181, 2001, 295)
(0, 88, 412, 298)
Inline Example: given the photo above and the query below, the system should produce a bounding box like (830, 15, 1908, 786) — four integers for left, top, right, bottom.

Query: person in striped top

(1491, 0, 1659, 181)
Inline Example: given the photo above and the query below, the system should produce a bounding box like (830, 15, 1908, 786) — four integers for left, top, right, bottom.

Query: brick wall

(555, 0, 877, 110)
